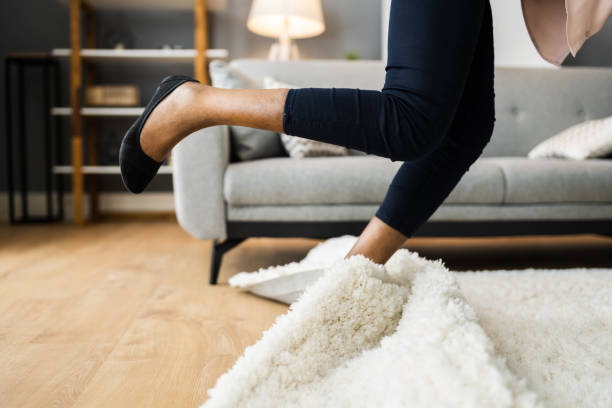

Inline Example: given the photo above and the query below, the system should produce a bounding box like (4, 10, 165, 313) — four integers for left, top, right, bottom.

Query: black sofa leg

(209, 238, 247, 285)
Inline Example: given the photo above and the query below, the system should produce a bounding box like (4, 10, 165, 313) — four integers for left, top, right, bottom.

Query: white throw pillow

(263, 76, 349, 158)
(229, 235, 358, 304)
(528, 115, 612, 160)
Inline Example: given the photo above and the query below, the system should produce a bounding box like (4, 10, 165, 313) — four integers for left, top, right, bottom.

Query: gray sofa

(171, 59, 612, 284)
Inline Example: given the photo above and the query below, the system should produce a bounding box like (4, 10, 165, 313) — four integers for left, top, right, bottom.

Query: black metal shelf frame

(5, 55, 64, 224)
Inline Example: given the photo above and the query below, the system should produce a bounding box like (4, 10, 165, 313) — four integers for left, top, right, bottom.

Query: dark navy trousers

(282, 0, 496, 237)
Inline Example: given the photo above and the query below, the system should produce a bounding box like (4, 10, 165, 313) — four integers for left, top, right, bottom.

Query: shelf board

(52, 107, 144, 117)
(51, 48, 228, 62)
(53, 165, 173, 175)
(58, 0, 227, 11)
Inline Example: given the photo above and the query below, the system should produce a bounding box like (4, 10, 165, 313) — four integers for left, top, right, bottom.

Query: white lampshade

(247, 0, 325, 40)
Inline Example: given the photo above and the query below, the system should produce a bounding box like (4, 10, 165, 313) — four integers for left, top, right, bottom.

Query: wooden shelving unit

(51, 48, 228, 62)
(53, 165, 173, 174)
(62, 0, 227, 224)
(52, 107, 144, 116)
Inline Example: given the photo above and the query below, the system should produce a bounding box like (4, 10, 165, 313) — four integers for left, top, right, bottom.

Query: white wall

(490, 0, 555, 67)
(381, 0, 390, 63)
(381, 0, 556, 68)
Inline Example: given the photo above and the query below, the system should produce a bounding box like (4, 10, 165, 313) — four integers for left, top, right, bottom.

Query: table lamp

(247, 0, 325, 60)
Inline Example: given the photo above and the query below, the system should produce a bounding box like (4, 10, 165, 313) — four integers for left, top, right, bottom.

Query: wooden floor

(1, 221, 611, 407)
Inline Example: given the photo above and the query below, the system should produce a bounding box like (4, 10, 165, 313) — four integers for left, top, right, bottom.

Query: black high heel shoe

(119, 75, 199, 193)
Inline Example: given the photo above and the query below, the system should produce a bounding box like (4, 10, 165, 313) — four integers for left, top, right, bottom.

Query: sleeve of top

(521, 0, 612, 66)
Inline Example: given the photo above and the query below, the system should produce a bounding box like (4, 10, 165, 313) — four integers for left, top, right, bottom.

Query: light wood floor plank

(0, 221, 610, 407)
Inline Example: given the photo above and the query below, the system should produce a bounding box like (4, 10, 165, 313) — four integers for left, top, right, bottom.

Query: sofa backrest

(229, 59, 612, 157)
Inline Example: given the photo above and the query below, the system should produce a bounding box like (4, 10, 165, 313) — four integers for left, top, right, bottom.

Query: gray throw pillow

(209, 60, 285, 161)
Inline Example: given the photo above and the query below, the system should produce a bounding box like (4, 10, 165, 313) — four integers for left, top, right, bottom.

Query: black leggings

(282, 0, 496, 237)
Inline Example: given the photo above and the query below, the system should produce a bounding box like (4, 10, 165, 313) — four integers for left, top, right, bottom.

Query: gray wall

(1, 0, 611, 194)
(564, 18, 612, 67)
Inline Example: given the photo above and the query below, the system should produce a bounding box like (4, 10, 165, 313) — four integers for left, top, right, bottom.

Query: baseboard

(0, 192, 175, 223)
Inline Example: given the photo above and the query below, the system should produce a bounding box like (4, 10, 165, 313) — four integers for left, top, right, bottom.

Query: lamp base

(268, 41, 301, 61)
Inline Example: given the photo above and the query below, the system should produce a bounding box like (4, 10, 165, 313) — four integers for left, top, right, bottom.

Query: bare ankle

(345, 217, 407, 265)
(178, 82, 218, 129)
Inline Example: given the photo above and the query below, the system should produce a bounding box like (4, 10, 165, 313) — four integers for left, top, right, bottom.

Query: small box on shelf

(85, 85, 140, 106)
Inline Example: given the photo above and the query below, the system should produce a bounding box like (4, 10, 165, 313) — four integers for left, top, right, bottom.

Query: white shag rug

(202, 236, 612, 408)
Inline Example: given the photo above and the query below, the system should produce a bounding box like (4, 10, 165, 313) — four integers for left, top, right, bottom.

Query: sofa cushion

(495, 158, 612, 203)
(483, 67, 612, 157)
(224, 156, 506, 206)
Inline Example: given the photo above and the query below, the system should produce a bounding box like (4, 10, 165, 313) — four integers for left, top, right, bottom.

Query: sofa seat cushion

(495, 158, 612, 203)
(224, 156, 506, 206)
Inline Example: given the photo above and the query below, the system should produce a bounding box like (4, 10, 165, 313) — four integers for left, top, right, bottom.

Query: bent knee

(381, 92, 453, 161)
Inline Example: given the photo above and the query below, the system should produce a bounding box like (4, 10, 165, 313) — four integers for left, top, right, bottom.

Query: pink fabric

(521, 0, 612, 66)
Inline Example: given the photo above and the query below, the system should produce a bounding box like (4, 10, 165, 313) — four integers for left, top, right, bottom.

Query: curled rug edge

(203, 248, 542, 408)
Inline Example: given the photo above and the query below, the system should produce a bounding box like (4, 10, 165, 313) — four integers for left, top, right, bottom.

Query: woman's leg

(353, 0, 496, 257)
(139, 0, 493, 264)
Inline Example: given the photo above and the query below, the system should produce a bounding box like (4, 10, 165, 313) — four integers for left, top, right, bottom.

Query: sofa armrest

(172, 125, 230, 240)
